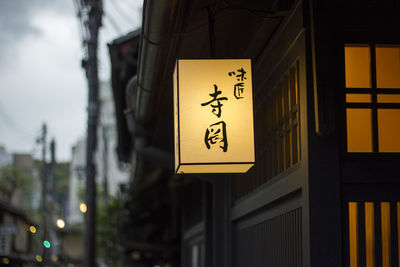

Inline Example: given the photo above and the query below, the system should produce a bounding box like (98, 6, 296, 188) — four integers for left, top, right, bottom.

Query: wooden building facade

(109, 0, 400, 266)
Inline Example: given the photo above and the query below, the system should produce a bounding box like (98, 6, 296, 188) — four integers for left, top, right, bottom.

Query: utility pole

(37, 123, 49, 266)
(50, 139, 56, 195)
(75, 0, 103, 266)
(47, 139, 56, 266)
(102, 127, 109, 204)
(102, 126, 110, 264)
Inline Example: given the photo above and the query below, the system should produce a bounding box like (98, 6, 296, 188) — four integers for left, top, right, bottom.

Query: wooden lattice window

(345, 44, 400, 153)
(233, 61, 300, 200)
(348, 202, 400, 267)
(265, 61, 300, 177)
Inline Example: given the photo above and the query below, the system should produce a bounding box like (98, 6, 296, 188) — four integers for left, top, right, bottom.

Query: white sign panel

(173, 59, 255, 173)
(0, 235, 11, 255)
(0, 224, 17, 235)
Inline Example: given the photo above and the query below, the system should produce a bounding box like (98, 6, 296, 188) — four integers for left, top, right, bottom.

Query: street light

(2, 257, 10, 265)
(35, 255, 43, 263)
(56, 219, 65, 229)
(80, 202, 87, 213)
(50, 254, 58, 262)
(29, 225, 37, 234)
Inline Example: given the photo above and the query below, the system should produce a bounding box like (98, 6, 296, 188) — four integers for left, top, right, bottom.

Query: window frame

(344, 43, 400, 155)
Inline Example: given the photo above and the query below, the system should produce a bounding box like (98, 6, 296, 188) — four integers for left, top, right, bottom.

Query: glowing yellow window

(345, 45, 371, 88)
(378, 109, 400, 152)
(346, 109, 373, 152)
(346, 94, 371, 103)
(345, 44, 400, 153)
(377, 94, 400, 103)
(376, 46, 400, 88)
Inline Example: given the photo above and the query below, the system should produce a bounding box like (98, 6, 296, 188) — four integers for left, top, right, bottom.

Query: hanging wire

(222, 0, 282, 18)
(103, 11, 123, 35)
(173, 4, 285, 38)
(118, 0, 142, 26)
(173, 3, 286, 58)
(107, 0, 136, 26)
(206, 6, 216, 58)
(73, 0, 89, 59)
(0, 100, 37, 142)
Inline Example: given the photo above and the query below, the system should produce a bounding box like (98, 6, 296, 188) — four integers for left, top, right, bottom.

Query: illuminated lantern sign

(173, 59, 255, 174)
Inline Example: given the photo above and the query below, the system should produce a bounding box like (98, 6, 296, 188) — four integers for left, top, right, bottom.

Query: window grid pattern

(345, 44, 400, 153)
(233, 62, 300, 200)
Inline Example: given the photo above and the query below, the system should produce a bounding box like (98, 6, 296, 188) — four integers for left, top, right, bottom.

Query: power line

(107, 0, 137, 26)
(103, 11, 123, 35)
(105, 3, 133, 32)
(119, 0, 142, 26)
(0, 100, 37, 141)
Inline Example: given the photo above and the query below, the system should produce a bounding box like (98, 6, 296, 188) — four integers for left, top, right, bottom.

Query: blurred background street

(0, 0, 141, 266)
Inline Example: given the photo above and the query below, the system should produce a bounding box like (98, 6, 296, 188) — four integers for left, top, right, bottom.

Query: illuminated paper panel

(173, 59, 255, 174)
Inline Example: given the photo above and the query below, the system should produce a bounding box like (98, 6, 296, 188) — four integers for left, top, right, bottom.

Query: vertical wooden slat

(283, 75, 290, 170)
(294, 63, 300, 163)
(365, 202, 375, 267)
(232, 196, 302, 264)
(282, 214, 285, 267)
(266, 217, 271, 267)
(266, 98, 271, 180)
(255, 222, 260, 267)
(391, 201, 400, 267)
(262, 219, 267, 267)
(358, 202, 367, 267)
(290, 210, 294, 267)
(375, 202, 383, 267)
(348, 202, 358, 267)
(381, 202, 391, 267)
(274, 215, 278, 267)
(272, 90, 277, 178)
(343, 202, 351, 267)
(232, 63, 301, 201)
(276, 86, 282, 174)
(389, 202, 398, 267)
(298, 208, 302, 267)
(289, 66, 295, 165)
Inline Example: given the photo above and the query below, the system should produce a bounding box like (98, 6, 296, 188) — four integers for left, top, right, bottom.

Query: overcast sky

(0, 0, 142, 162)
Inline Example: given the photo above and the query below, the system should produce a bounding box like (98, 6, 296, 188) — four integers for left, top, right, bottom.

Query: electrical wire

(173, 5, 284, 37)
(118, 0, 142, 26)
(206, 6, 216, 58)
(0, 102, 38, 143)
(73, 0, 89, 59)
(222, 0, 283, 17)
(107, 0, 137, 26)
(103, 11, 123, 35)
(104, 0, 139, 35)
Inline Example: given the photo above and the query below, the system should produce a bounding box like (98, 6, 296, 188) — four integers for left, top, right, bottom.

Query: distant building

(0, 147, 40, 265)
(67, 82, 130, 226)
(0, 145, 12, 168)
(0, 147, 40, 213)
(65, 81, 130, 266)
(12, 153, 41, 211)
(67, 137, 86, 225)
(96, 81, 130, 198)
